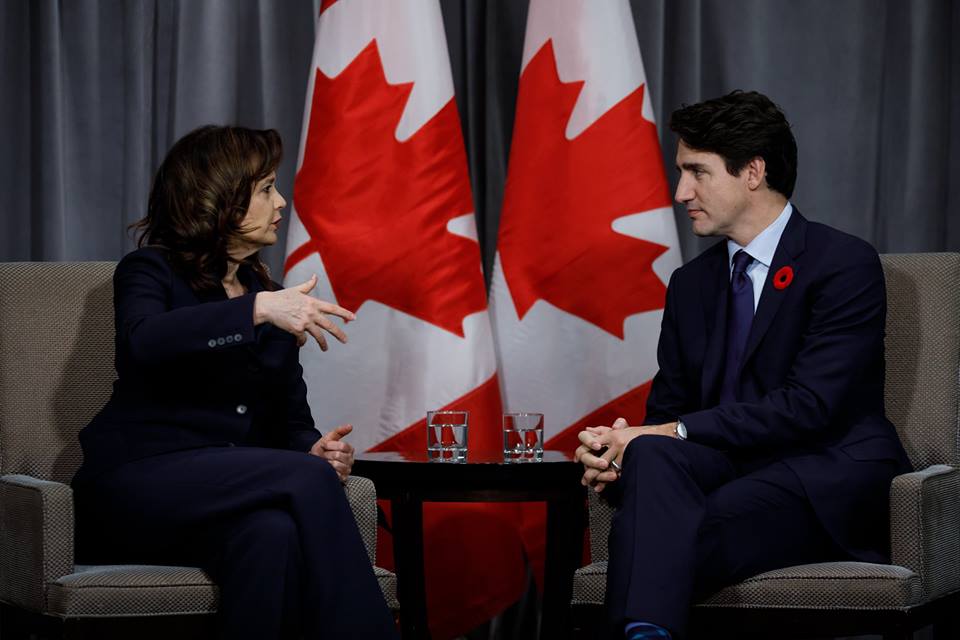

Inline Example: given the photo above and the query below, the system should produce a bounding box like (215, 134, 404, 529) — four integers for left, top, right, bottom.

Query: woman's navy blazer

(75, 247, 321, 482)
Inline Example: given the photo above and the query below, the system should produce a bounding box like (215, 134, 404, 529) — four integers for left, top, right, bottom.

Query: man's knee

(622, 434, 682, 472)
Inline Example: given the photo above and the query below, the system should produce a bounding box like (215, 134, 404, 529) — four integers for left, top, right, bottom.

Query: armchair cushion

(699, 562, 921, 610)
(573, 561, 922, 611)
(0, 475, 74, 611)
(46, 565, 216, 618)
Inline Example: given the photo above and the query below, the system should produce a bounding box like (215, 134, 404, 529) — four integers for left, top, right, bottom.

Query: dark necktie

(719, 250, 755, 404)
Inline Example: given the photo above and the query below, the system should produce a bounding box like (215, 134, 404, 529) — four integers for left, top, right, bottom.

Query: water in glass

(426, 410, 468, 462)
(503, 412, 544, 463)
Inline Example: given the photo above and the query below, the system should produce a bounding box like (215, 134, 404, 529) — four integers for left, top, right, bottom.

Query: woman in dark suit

(72, 125, 397, 639)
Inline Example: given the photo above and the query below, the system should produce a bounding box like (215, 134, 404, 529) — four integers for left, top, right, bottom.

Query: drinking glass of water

(502, 412, 544, 463)
(426, 410, 469, 463)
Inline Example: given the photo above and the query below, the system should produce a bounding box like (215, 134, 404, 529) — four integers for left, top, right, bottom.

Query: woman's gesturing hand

(254, 274, 356, 350)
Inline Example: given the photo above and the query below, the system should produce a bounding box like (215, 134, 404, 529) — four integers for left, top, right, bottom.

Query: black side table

(353, 451, 586, 639)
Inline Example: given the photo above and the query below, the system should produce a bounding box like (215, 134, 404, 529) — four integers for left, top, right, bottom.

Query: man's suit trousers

(73, 446, 397, 640)
(605, 435, 842, 638)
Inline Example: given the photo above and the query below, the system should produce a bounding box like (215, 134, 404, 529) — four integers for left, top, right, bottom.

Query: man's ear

(744, 156, 766, 191)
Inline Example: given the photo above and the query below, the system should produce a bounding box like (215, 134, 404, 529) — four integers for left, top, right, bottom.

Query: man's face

(674, 141, 750, 238)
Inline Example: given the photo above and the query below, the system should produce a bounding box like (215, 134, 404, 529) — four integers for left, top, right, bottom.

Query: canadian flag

(283, 0, 525, 636)
(490, 0, 682, 575)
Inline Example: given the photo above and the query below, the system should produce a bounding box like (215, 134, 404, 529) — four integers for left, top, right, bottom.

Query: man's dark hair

(669, 90, 798, 198)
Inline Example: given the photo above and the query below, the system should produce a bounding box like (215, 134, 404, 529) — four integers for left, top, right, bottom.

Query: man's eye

(263, 184, 273, 193)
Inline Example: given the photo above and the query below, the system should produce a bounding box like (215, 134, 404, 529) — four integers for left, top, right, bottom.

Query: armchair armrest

(343, 475, 378, 565)
(889, 464, 960, 600)
(587, 488, 615, 563)
(0, 474, 75, 612)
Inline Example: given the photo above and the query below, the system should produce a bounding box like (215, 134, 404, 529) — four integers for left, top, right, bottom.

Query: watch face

(677, 422, 688, 440)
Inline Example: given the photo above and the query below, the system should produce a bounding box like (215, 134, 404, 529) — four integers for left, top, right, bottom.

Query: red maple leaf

(498, 40, 672, 339)
(292, 41, 487, 337)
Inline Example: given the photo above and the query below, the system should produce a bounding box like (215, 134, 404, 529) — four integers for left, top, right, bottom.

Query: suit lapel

(699, 244, 730, 406)
(739, 210, 807, 369)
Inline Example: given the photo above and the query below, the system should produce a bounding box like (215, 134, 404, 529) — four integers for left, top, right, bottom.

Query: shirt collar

(727, 202, 793, 270)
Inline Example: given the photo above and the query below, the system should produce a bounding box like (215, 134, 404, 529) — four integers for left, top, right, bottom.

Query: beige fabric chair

(571, 253, 960, 639)
(0, 262, 398, 638)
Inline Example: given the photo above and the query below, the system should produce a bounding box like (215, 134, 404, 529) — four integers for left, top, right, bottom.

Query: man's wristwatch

(674, 420, 688, 440)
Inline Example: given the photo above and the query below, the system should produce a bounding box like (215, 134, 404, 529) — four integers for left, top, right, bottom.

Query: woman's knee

(233, 507, 299, 549)
(281, 455, 344, 507)
(304, 455, 341, 486)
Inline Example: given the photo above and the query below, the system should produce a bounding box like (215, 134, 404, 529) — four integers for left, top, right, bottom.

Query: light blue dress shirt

(726, 203, 793, 312)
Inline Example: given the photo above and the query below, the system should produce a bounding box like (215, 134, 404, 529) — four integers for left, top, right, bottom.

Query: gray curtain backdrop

(0, 0, 317, 272)
(3, 0, 958, 280)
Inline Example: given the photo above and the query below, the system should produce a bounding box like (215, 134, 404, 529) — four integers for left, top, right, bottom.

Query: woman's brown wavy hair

(131, 125, 283, 292)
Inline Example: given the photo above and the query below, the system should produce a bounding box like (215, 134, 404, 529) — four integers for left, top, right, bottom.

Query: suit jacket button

(225, 335, 235, 344)
(234, 333, 243, 342)
(208, 339, 217, 348)
(236, 404, 248, 415)
(217, 337, 226, 346)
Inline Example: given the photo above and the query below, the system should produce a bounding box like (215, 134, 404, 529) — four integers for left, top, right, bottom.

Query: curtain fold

(3, 0, 316, 271)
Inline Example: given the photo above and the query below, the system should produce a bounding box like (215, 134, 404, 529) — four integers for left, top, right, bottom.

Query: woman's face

(233, 172, 287, 258)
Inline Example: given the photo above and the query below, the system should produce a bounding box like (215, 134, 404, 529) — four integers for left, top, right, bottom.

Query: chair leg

(933, 614, 960, 640)
(570, 604, 604, 640)
(0, 605, 28, 640)
(0, 603, 64, 640)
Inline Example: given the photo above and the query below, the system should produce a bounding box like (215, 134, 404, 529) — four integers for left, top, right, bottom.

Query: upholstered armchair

(0, 262, 398, 639)
(571, 253, 960, 639)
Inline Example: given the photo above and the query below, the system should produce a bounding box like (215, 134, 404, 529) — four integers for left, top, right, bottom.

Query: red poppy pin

(773, 266, 794, 290)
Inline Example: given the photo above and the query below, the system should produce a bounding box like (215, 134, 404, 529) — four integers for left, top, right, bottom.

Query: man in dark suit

(576, 90, 911, 639)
